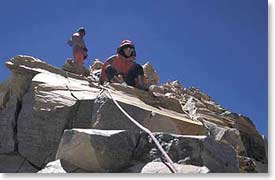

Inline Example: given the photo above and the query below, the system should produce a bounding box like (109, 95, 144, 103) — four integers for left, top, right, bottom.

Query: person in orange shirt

(68, 27, 88, 65)
(100, 40, 147, 90)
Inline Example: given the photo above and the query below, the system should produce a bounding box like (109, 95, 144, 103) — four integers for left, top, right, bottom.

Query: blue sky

(0, 0, 267, 136)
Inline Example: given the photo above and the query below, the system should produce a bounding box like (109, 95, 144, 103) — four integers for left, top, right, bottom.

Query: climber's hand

(110, 75, 124, 84)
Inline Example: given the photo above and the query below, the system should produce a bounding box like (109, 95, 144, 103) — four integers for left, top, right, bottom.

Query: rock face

(62, 58, 90, 77)
(0, 55, 268, 173)
(16, 72, 99, 168)
(91, 88, 205, 135)
(140, 162, 209, 173)
(90, 59, 103, 71)
(155, 81, 268, 168)
(0, 94, 19, 153)
(0, 55, 99, 171)
(56, 129, 140, 172)
(0, 153, 38, 173)
(48, 130, 238, 173)
(133, 133, 239, 173)
(0, 72, 33, 153)
(202, 120, 246, 155)
(143, 62, 160, 85)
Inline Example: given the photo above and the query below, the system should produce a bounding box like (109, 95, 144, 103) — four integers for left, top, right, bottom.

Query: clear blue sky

(0, 0, 267, 136)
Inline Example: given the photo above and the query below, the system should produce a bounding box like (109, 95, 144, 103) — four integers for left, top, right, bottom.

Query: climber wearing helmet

(68, 27, 88, 65)
(100, 40, 147, 90)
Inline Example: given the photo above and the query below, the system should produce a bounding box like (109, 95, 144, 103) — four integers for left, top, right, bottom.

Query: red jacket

(100, 54, 136, 82)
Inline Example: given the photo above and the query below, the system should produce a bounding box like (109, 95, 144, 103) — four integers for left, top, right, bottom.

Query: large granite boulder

(5, 55, 91, 82)
(53, 129, 238, 173)
(143, 62, 160, 85)
(56, 129, 140, 172)
(133, 133, 239, 173)
(202, 120, 246, 155)
(140, 162, 209, 173)
(0, 54, 100, 168)
(91, 84, 206, 135)
(62, 58, 90, 77)
(16, 72, 99, 168)
(0, 55, 96, 154)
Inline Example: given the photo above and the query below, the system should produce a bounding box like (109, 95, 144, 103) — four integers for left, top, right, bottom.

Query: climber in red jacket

(100, 40, 147, 90)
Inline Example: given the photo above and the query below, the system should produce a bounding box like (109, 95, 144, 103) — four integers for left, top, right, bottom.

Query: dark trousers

(105, 63, 144, 87)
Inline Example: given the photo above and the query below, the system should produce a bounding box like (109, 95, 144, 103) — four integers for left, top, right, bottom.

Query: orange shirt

(100, 54, 135, 82)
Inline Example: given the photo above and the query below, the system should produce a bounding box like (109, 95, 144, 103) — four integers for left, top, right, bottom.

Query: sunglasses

(122, 45, 135, 50)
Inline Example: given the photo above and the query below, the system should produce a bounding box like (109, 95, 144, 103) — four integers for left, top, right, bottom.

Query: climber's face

(123, 45, 135, 57)
(79, 31, 85, 37)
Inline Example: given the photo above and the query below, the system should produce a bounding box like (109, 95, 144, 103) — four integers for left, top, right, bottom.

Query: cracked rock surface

(0, 55, 268, 173)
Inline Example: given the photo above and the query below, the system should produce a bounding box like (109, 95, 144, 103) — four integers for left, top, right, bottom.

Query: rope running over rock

(100, 85, 178, 173)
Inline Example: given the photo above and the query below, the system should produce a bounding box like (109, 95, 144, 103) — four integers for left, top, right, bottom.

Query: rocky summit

(0, 55, 268, 173)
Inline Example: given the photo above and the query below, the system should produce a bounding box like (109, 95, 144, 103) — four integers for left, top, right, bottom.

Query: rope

(100, 85, 178, 173)
(64, 76, 177, 173)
